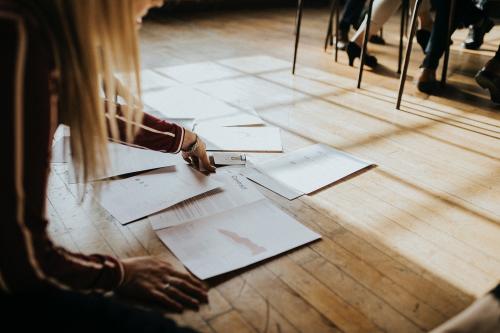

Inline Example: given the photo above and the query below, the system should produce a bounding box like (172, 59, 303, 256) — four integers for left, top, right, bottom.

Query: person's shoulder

(0, 0, 56, 66)
(0, 0, 53, 42)
(0, 0, 38, 23)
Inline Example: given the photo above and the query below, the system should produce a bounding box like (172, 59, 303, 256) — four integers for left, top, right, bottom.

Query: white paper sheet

(96, 164, 222, 224)
(156, 199, 320, 279)
(196, 125, 282, 152)
(243, 144, 374, 199)
(51, 136, 71, 163)
(143, 86, 263, 127)
(67, 142, 180, 183)
(217, 55, 291, 74)
(51, 125, 71, 163)
(116, 69, 177, 91)
(156, 62, 240, 84)
(242, 166, 302, 200)
(140, 69, 178, 90)
(162, 118, 196, 131)
(149, 168, 263, 230)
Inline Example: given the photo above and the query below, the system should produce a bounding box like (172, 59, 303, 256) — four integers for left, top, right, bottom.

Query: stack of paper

(51, 126, 181, 181)
(150, 168, 262, 229)
(243, 144, 375, 200)
(94, 164, 222, 224)
(66, 142, 181, 183)
(150, 168, 320, 279)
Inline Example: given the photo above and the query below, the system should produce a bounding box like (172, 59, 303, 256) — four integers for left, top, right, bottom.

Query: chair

(292, 0, 304, 74)
(323, 1, 386, 63)
(357, 0, 409, 88)
(292, 0, 409, 88)
(324, 0, 340, 61)
(395, 0, 456, 109)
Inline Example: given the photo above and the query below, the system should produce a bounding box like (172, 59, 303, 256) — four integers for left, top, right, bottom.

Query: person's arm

(109, 106, 186, 153)
(108, 103, 215, 172)
(0, 6, 124, 293)
(0, 8, 209, 310)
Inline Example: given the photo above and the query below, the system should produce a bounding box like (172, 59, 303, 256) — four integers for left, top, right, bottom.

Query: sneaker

(475, 66, 500, 104)
(463, 18, 494, 50)
(369, 34, 386, 45)
(336, 29, 349, 50)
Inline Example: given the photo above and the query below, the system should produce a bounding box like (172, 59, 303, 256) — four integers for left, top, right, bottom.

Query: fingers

(191, 156, 200, 170)
(181, 151, 192, 164)
(169, 270, 207, 290)
(150, 289, 182, 313)
(198, 150, 216, 173)
(182, 152, 202, 171)
(195, 140, 215, 173)
(164, 284, 201, 310)
(181, 140, 215, 173)
(168, 277, 208, 304)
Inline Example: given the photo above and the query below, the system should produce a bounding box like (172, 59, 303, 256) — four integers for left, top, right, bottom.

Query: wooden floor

(48, 5, 500, 333)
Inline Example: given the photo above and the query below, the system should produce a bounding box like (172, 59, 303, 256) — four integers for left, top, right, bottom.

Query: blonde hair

(46, 0, 143, 183)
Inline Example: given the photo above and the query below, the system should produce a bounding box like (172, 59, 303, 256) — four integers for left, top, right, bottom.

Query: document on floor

(51, 136, 71, 163)
(155, 198, 320, 280)
(242, 144, 375, 200)
(95, 164, 222, 224)
(67, 142, 180, 183)
(196, 125, 282, 152)
(162, 118, 196, 131)
(149, 167, 262, 230)
(115, 69, 178, 92)
(51, 125, 71, 163)
(143, 86, 263, 127)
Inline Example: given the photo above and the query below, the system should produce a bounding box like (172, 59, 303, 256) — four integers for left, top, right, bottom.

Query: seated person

(463, 0, 495, 50)
(417, 0, 490, 93)
(337, 0, 387, 50)
(475, 44, 500, 104)
(430, 283, 500, 333)
(345, 0, 433, 68)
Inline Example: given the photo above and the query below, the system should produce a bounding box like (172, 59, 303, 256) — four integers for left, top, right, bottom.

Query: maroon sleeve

(110, 108, 186, 153)
(0, 2, 124, 293)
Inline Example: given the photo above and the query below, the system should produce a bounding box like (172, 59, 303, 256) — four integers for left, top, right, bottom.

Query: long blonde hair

(41, 0, 144, 183)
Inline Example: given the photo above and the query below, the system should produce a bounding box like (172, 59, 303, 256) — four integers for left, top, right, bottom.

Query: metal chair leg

(404, 1, 410, 37)
(441, 0, 456, 86)
(324, 0, 336, 51)
(397, 0, 408, 74)
(292, 0, 304, 74)
(334, 2, 339, 62)
(357, 0, 374, 89)
(396, 0, 422, 110)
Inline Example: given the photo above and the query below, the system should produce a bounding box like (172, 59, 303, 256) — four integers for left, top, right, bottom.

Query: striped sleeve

(109, 108, 186, 154)
(0, 7, 124, 293)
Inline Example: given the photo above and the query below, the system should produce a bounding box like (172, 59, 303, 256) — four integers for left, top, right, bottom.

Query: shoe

(463, 19, 494, 50)
(475, 68, 500, 104)
(336, 29, 349, 50)
(369, 34, 386, 45)
(417, 68, 439, 94)
(415, 29, 431, 53)
(346, 42, 378, 68)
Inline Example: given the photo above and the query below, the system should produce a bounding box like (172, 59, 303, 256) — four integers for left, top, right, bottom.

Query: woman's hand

(116, 256, 208, 313)
(181, 129, 216, 173)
